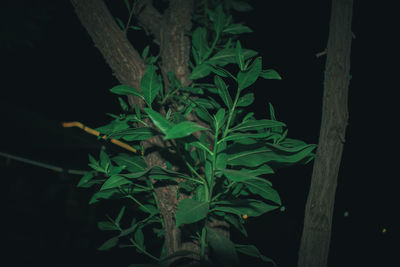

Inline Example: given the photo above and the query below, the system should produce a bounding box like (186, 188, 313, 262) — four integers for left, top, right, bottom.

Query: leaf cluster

(77, 2, 315, 266)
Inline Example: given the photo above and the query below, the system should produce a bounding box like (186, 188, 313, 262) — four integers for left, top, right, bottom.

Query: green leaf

(124, 0, 131, 11)
(192, 27, 209, 62)
(115, 17, 125, 30)
(189, 62, 212, 80)
(237, 56, 262, 91)
(100, 175, 132, 191)
(209, 48, 258, 66)
(220, 132, 270, 143)
(231, 1, 253, 12)
(226, 143, 316, 167)
(213, 199, 278, 217)
(98, 221, 119, 231)
(118, 97, 129, 111)
(100, 150, 111, 172)
(229, 119, 285, 133)
(223, 213, 248, 237)
(77, 171, 96, 188)
(209, 65, 236, 80)
(164, 121, 209, 140)
(244, 179, 281, 205)
(175, 199, 209, 227)
(144, 108, 173, 134)
(207, 227, 239, 267)
(223, 23, 252, 34)
(235, 41, 245, 71)
(260, 69, 282, 80)
(109, 127, 157, 141)
(236, 92, 254, 107)
(214, 108, 226, 131)
(110, 85, 144, 99)
(98, 236, 119, 251)
(112, 153, 146, 173)
(213, 5, 226, 35)
(215, 76, 232, 109)
(221, 171, 280, 205)
(134, 227, 145, 249)
(141, 65, 162, 107)
(115, 206, 126, 225)
(141, 45, 150, 59)
(235, 244, 277, 267)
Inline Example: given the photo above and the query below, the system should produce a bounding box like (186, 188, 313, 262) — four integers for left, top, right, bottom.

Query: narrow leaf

(230, 119, 285, 133)
(215, 76, 232, 109)
(100, 175, 132, 191)
(260, 69, 282, 80)
(237, 57, 262, 91)
(144, 108, 173, 134)
(98, 236, 119, 251)
(164, 121, 209, 140)
(110, 85, 144, 99)
(141, 65, 162, 107)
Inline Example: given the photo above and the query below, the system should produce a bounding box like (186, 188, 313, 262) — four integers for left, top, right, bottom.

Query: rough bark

(298, 0, 353, 266)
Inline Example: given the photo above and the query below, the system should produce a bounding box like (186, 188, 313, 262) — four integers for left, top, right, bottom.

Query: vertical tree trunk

(298, 0, 353, 266)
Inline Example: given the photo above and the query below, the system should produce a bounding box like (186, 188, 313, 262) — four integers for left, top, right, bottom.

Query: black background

(1, 1, 397, 266)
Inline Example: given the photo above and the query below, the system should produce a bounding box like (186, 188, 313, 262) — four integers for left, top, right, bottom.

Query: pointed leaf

(237, 56, 262, 91)
(112, 153, 146, 173)
(236, 92, 254, 107)
(115, 206, 126, 225)
(215, 76, 232, 109)
(110, 85, 144, 99)
(230, 119, 285, 133)
(235, 244, 276, 266)
(236, 41, 245, 71)
(141, 65, 162, 107)
(224, 23, 252, 34)
(260, 69, 282, 80)
(176, 199, 209, 227)
(77, 171, 96, 188)
(189, 62, 212, 80)
(214, 199, 278, 217)
(98, 221, 119, 231)
(98, 236, 119, 251)
(164, 121, 209, 140)
(100, 175, 132, 191)
(209, 48, 258, 66)
(144, 108, 173, 134)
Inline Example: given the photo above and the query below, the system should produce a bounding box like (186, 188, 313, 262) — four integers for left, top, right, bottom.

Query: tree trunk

(70, 0, 228, 264)
(298, 1, 353, 267)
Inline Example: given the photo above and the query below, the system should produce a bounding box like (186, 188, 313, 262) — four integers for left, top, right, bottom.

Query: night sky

(1, 1, 397, 266)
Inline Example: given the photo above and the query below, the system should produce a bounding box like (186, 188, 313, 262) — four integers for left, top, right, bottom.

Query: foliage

(78, 1, 316, 266)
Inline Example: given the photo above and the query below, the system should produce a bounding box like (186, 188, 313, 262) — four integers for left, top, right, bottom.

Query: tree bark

(70, 0, 217, 264)
(298, 1, 353, 267)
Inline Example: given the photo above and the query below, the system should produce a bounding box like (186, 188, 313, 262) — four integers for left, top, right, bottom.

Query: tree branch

(134, 0, 163, 44)
(70, 0, 146, 90)
(160, 0, 194, 86)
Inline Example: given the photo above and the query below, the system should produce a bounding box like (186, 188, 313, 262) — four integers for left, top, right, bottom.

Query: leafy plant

(77, 2, 315, 266)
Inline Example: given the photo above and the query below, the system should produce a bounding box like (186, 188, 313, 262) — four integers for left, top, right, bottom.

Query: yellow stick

(62, 121, 138, 154)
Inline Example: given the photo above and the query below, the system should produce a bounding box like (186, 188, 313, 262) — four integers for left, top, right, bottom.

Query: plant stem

(200, 226, 207, 260)
(127, 195, 152, 213)
(222, 89, 241, 138)
(129, 237, 160, 261)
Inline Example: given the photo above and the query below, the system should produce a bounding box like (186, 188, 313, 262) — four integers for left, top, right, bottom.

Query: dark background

(1, 1, 396, 266)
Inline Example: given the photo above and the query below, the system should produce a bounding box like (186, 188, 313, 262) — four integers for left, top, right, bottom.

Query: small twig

(315, 49, 327, 58)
